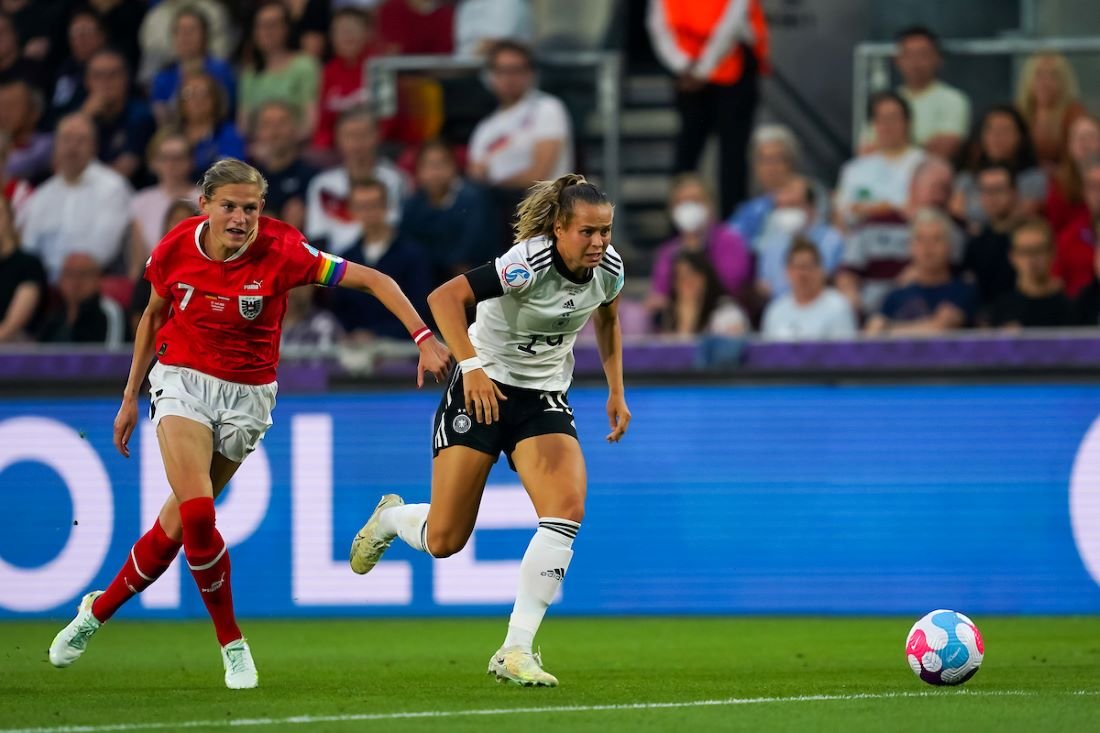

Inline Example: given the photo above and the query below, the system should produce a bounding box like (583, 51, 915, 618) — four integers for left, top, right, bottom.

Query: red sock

(180, 497, 241, 646)
(92, 520, 182, 623)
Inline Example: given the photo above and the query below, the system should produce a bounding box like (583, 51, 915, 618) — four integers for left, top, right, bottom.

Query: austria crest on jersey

(239, 295, 263, 320)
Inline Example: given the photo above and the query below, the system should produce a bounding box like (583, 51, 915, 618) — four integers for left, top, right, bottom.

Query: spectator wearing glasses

(962, 163, 1021, 316)
(952, 105, 1046, 230)
(990, 218, 1073, 328)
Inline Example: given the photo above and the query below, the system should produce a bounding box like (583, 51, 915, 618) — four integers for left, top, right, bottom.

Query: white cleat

(487, 646, 559, 687)
(221, 638, 258, 689)
(350, 494, 404, 575)
(49, 591, 103, 668)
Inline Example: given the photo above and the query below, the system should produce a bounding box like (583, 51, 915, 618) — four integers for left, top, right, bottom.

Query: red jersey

(145, 216, 348, 384)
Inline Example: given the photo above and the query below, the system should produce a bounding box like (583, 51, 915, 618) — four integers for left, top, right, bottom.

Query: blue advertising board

(2, 384, 1100, 618)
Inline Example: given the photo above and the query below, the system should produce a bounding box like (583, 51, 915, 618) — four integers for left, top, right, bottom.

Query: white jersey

(470, 236, 624, 392)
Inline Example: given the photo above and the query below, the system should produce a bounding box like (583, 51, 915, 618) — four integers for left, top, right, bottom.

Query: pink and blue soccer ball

(905, 609, 985, 686)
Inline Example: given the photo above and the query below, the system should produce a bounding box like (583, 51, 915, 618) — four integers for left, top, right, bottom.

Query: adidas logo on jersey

(540, 567, 566, 582)
(562, 299, 576, 309)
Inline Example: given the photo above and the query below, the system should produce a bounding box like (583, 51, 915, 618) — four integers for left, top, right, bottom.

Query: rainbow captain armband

(315, 252, 347, 287)
(412, 326, 433, 346)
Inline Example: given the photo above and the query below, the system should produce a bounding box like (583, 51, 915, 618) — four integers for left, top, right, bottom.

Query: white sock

(379, 503, 431, 554)
(502, 518, 579, 652)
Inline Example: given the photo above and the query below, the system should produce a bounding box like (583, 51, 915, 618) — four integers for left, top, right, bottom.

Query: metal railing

(852, 36, 1100, 146)
(366, 52, 622, 208)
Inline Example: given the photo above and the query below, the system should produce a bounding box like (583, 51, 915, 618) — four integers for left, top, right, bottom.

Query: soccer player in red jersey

(48, 159, 451, 689)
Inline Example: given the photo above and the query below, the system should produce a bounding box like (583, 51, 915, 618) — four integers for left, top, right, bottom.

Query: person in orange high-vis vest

(647, 0, 769, 218)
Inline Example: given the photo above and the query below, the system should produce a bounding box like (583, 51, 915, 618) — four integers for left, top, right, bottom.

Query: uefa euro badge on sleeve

(239, 295, 263, 320)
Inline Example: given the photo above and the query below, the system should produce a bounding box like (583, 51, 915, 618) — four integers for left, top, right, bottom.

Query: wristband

(412, 326, 432, 345)
(458, 356, 483, 374)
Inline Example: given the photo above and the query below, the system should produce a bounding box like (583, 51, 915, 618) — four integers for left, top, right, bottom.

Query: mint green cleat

(49, 591, 103, 668)
(221, 638, 259, 689)
(350, 494, 404, 575)
(487, 646, 559, 687)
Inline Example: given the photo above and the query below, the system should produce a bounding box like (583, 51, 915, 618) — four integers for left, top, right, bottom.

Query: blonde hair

(1016, 52, 1080, 123)
(513, 173, 610, 242)
(200, 158, 268, 200)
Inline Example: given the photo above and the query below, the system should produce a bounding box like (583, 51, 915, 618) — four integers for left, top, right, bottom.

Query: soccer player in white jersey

(350, 173, 630, 686)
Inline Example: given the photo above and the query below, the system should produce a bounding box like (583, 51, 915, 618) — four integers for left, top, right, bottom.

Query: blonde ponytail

(513, 173, 608, 242)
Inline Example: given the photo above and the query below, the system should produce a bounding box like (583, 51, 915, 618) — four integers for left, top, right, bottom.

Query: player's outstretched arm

(593, 296, 630, 443)
(114, 289, 169, 458)
(338, 262, 451, 386)
(427, 275, 507, 425)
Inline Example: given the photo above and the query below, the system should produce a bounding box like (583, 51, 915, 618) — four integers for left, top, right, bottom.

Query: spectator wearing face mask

(645, 173, 752, 319)
(752, 176, 843, 302)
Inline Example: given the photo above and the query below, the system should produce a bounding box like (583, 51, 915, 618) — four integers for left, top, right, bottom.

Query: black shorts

(431, 368, 578, 469)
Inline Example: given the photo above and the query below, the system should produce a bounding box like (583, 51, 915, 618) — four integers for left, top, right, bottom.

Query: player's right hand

(113, 396, 139, 458)
(463, 368, 507, 425)
(417, 337, 452, 387)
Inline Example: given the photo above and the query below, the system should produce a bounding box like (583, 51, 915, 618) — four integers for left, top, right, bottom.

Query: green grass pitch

(1, 617, 1098, 732)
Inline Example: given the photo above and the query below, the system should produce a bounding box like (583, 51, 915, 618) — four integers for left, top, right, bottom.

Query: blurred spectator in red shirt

(314, 7, 380, 152)
(0, 130, 32, 214)
(378, 0, 455, 56)
(1047, 114, 1100, 233)
(1054, 157, 1100, 298)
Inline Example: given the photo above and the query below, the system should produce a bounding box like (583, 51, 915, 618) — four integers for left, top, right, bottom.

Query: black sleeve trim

(464, 263, 505, 302)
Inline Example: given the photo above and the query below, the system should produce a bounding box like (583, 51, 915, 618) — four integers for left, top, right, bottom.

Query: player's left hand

(606, 393, 631, 443)
(417, 337, 452, 387)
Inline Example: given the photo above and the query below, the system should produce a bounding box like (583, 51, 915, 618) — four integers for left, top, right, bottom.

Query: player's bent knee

(425, 527, 471, 558)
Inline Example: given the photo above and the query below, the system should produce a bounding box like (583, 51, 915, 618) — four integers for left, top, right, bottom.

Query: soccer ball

(905, 609, 984, 686)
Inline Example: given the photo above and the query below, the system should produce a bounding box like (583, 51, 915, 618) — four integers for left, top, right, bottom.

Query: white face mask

(671, 201, 709, 233)
(769, 207, 809, 235)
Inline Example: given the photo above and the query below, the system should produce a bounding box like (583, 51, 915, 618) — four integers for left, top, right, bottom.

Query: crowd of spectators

(648, 25, 1100, 342)
(0, 0, 548, 350)
(0, 4, 1098, 353)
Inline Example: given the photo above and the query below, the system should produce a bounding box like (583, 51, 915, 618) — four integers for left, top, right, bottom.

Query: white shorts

(148, 362, 278, 463)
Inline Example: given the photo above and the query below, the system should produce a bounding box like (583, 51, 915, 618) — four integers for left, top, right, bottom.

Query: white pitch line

(3, 689, 1098, 733)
